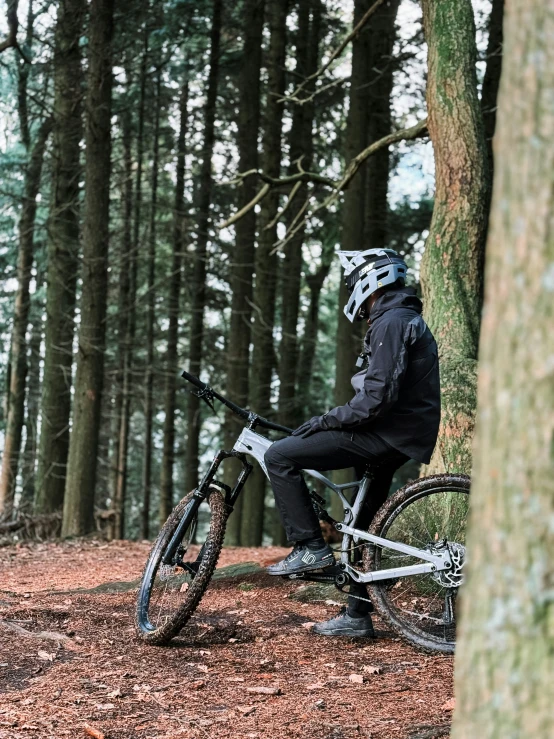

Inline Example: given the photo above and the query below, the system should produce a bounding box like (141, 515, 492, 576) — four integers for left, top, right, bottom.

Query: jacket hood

(370, 286, 422, 322)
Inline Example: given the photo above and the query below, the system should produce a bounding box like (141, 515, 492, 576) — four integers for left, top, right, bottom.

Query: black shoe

(266, 543, 335, 576)
(311, 607, 375, 638)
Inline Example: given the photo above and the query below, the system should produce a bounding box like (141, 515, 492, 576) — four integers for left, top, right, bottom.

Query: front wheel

(135, 486, 228, 645)
(363, 474, 471, 654)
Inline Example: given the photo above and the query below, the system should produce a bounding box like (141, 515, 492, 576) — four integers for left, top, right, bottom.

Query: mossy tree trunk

(223, 0, 265, 546)
(62, 0, 114, 536)
(183, 0, 222, 499)
(240, 0, 288, 547)
(419, 0, 490, 475)
(35, 0, 85, 515)
(451, 1, 554, 735)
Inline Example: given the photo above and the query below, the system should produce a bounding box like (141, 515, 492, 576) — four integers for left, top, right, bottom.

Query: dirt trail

(0, 541, 453, 738)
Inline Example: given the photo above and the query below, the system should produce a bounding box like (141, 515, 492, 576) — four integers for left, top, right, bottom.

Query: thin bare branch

(273, 118, 428, 251)
(283, 0, 385, 105)
(264, 180, 303, 231)
(219, 183, 270, 229)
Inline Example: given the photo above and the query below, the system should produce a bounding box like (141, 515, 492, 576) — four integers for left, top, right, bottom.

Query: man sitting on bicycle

(264, 248, 441, 638)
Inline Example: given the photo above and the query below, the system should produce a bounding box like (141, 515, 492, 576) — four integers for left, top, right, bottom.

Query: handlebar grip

(180, 369, 206, 390)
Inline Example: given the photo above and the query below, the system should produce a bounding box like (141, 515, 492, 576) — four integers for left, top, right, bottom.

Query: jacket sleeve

(323, 316, 412, 429)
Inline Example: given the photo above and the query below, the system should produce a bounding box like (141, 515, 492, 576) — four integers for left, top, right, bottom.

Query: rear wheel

(363, 474, 470, 653)
(135, 486, 227, 645)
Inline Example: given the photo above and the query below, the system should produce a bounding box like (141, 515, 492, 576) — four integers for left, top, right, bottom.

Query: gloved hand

(291, 415, 329, 439)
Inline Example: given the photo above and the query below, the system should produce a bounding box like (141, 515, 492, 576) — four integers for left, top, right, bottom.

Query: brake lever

(189, 385, 216, 413)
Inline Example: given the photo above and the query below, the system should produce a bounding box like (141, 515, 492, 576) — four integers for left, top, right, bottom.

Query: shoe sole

(311, 628, 375, 638)
(266, 557, 335, 577)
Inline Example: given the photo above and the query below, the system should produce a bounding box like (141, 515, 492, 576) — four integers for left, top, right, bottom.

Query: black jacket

(324, 287, 441, 464)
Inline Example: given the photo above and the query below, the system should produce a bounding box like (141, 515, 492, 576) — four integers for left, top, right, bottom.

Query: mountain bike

(135, 369, 470, 653)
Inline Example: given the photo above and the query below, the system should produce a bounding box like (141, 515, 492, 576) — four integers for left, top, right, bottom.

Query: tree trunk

(0, 120, 51, 517)
(274, 0, 321, 544)
(223, 0, 265, 546)
(184, 0, 222, 496)
(480, 0, 504, 177)
(35, 0, 85, 515)
(19, 270, 45, 509)
(159, 80, 189, 529)
(112, 38, 147, 538)
(297, 243, 334, 417)
(142, 68, 161, 538)
(419, 0, 491, 475)
(332, 0, 399, 519)
(451, 2, 554, 735)
(110, 100, 133, 533)
(62, 0, 114, 537)
(363, 0, 401, 246)
(240, 0, 288, 547)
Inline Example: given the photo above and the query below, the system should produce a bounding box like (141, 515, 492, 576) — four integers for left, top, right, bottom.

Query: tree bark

(35, 0, 85, 515)
(419, 0, 491, 475)
(0, 119, 51, 517)
(62, 0, 114, 536)
(451, 1, 554, 735)
(159, 80, 189, 529)
(223, 0, 265, 546)
(183, 0, 222, 497)
(240, 0, 288, 547)
(481, 0, 504, 177)
(142, 68, 161, 538)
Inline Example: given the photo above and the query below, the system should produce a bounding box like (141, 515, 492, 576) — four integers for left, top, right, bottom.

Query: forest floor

(0, 540, 454, 739)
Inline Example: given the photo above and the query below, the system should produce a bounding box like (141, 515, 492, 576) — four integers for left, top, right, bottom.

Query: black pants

(264, 429, 408, 616)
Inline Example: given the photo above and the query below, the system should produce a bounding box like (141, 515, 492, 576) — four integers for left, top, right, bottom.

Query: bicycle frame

(163, 424, 452, 583)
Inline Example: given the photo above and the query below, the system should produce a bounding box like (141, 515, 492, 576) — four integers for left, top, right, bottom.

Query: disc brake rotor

(431, 541, 466, 588)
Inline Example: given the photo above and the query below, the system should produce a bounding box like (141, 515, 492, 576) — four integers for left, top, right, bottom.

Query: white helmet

(338, 248, 407, 322)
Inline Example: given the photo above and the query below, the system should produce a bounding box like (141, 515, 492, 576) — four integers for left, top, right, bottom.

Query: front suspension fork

(162, 449, 252, 565)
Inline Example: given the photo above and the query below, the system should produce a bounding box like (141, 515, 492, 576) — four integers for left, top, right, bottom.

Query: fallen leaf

(83, 722, 105, 739)
(306, 683, 326, 691)
(106, 688, 122, 699)
(363, 665, 382, 675)
(95, 703, 114, 711)
(37, 650, 55, 662)
(301, 622, 316, 629)
(226, 676, 245, 682)
(246, 686, 281, 695)
(196, 664, 209, 673)
(441, 697, 456, 711)
(236, 705, 256, 716)
(349, 674, 364, 684)
(190, 680, 205, 690)
(179, 583, 189, 593)
(228, 638, 238, 643)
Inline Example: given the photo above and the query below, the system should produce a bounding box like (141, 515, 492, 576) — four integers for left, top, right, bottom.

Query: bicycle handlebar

(180, 369, 293, 435)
